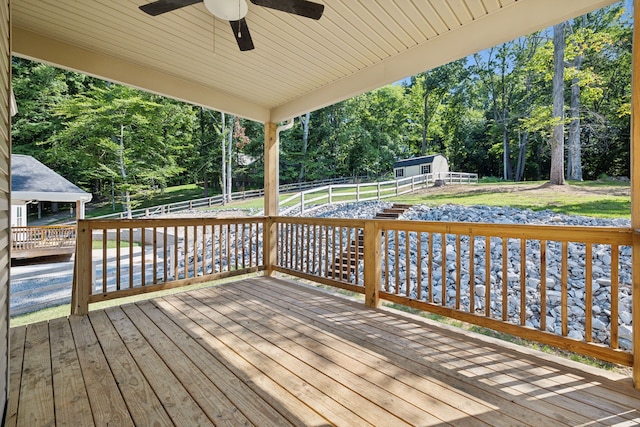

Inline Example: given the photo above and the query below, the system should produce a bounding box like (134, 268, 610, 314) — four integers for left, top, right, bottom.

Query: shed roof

(394, 155, 442, 169)
(11, 154, 92, 203)
(11, 0, 616, 123)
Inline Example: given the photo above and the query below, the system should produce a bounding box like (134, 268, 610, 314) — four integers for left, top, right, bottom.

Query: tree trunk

(298, 112, 310, 182)
(117, 123, 132, 218)
(502, 120, 512, 180)
(550, 22, 566, 185)
(567, 70, 583, 181)
(227, 115, 234, 203)
(421, 90, 429, 156)
(221, 112, 227, 205)
(199, 108, 209, 197)
(515, 129, 528, 181)
(500, 54, 513, 180)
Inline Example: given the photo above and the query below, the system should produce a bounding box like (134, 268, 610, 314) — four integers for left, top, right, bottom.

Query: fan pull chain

(237, 0, 241, 38)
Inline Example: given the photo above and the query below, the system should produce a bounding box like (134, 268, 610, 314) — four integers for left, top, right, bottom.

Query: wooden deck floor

(6, 276, 640, 426)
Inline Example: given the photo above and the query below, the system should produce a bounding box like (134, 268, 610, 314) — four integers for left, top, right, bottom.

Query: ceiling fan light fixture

(203, 0, 248, 21)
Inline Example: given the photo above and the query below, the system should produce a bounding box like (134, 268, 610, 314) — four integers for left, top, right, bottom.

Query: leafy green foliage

(10, 2, 632, 208)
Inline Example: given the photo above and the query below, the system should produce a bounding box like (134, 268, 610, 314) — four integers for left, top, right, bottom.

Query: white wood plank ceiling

(11, 0, 617, 123)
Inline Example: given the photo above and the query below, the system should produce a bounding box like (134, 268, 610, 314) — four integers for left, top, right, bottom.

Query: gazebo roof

(11, 154, 92, 203)
(11, 0, 616, 123)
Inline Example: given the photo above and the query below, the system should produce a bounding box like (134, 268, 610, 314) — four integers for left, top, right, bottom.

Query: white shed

(393, 154, 449, 179)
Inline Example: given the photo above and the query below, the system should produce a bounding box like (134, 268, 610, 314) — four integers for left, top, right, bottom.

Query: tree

(549, 22, 566, 185)
(50, 84, 195, 210)
(406, 60, 467, 157)
(298, 112, 310, 182)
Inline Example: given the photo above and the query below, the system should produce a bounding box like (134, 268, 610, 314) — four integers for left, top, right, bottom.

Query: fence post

(300, 192, 305, 215)
(356, 183, 360, 202)
(395, 179, 399, 196)
(411, 176, 415, 192)
(364, 221, 381, 308)
(377, 182, 381, 201)
(72, 219, 92, 315)
(328, 186, 333, 206)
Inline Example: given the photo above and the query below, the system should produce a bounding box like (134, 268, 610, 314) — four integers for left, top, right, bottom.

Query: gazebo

(11, 154, 91, 226)
(0, 0, 638, 424)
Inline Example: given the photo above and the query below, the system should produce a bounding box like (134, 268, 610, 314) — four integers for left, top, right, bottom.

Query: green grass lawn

(83, 179, 631, 219)
(392, 181, 631, 219)
(87, 184, 206, 218)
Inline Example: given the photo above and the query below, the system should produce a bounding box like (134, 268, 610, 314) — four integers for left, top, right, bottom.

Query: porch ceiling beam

(11, 27, 271, 123)
(269, 0, 617, 122)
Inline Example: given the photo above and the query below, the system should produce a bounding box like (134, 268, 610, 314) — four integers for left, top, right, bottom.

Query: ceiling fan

(139, 0, 324, 52)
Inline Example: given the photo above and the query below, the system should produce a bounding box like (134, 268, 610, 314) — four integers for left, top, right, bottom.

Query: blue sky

(395, 0, 632, 85)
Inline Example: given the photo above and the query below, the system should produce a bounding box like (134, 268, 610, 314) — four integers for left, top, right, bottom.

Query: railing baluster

(502, 238, 508, 321)
(235, 223, 239, 271)
(312, 225, 317, 275)
(203, 224, 208, 274)
(394, 230, 400, 294)
(441, 233, 446, 305)
(562, 241, 569, 337)
(485, 236, 491, 317)
(417, 232, 422, 301)
(540, 240, 547, 332)
(129, 228, 134, 288)
(428, 232, 433, 303)
(406, 230, 411, 297)
(520, 238, 526, 326)
(153, 227, 158, 284)
(163, 226, 168, 283)
(469, 235, 475, 314)
(585, 243, 592, 342)
(184, 225, 190, 278)
(324, 225, 329, 277)
(141, 227, 146, 286)
(611, 245, 619, 349)
(226, 224, 231, 273)
(216, 224, 222, 274)
(102, 229, 107, 294)
(116, 228, 121, 291)
(455, 235, 460, 310)
(193, 225, 199, 277)
(384, 230, 389, 292)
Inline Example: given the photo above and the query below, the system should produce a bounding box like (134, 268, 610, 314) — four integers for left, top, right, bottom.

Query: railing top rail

(271, 216, 367, 227)
(81, 216, 267, 230)
(266, 215, 634, 244)
(12, 225, 77, 230)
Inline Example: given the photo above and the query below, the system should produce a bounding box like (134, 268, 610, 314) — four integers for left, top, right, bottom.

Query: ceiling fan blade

(139, 0, 202, 16)
(230, 18, 255, 51)
(250, 0, 324, 20)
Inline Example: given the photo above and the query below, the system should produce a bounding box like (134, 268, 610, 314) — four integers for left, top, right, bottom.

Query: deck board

(87, 310, 172, 426)
(7, 276, 640, 426)
(104, 306, 214, 427)
(17, 321, 54, 427)
(49, 317, 94, 426)
(68, 314, 134, 426)
(6, 326, 26, 427)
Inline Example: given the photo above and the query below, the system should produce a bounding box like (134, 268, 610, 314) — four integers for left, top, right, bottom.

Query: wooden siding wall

(0, 0, 9, 416)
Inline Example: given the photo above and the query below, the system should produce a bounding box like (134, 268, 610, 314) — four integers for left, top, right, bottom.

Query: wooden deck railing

(72, 215, 634, 367)
(11, 225, 76, 258)
(273, 217, 634, 366)
(72, 218, 265, 314)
